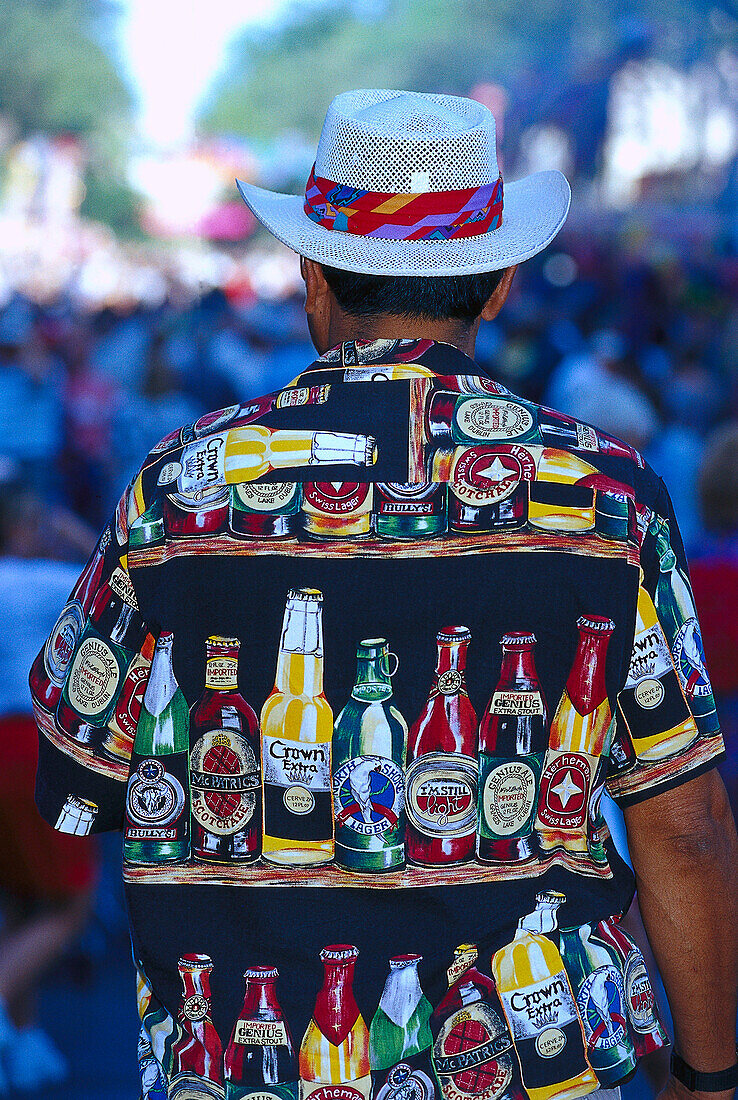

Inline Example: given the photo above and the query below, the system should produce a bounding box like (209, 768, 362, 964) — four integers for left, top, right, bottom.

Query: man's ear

(301, 257, 331, 315)
(480, 265, 518, 322)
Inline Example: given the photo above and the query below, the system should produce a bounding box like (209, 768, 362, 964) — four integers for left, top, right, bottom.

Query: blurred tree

(200, 0, 736, 145)
(0, 0, 132, 137)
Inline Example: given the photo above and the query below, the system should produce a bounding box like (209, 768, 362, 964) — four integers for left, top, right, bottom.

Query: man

(32, 90, 736, 1100)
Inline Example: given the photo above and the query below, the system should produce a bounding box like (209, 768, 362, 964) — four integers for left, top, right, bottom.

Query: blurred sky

(119, 0, 286, 146)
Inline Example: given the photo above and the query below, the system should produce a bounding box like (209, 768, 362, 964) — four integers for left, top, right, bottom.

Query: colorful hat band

(303, 164, 503, 242)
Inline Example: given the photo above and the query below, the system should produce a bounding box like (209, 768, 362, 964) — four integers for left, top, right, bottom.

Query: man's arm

(624, 769, 738, 1100)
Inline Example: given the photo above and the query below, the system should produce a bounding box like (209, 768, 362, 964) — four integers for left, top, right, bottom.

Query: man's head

(237, 88, 569, 353)
(300, 258, 517, 355)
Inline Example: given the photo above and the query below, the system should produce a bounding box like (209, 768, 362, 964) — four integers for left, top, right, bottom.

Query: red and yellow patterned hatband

(303, 164, 504, 242)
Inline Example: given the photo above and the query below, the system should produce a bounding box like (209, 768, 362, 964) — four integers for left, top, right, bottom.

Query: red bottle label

(405, 753, 477, 839)
(536, 751, 596, 831)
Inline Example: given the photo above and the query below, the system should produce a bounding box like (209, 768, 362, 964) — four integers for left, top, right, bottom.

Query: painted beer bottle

(369, 955, 436, 1100)
(261, 589, 334, 866)
(593, 917, 668, 1058)
(224, 965, 298, 1100)
(299, 945, 371, 1100)
(432, 944, 525, 1100)
(477, 633, 548, 863)
(535, 616, 615, 858)
(332, 638, 407, 873)
(559, 923, 636, 1085)
(190, 636, 261, 864)
(123, 631, 191, 864)
(491, 892, 597, 1100)
(406, 627, 478, 865)
(169, 953, 224, 1099)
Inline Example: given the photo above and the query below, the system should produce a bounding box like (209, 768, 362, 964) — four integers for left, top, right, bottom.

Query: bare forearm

(624, 770, 738, 1073)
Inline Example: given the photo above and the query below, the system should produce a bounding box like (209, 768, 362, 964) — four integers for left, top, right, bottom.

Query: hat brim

(236, 170, 570, 277)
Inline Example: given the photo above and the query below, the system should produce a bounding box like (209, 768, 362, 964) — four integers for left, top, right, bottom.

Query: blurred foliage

(200, 0, 737, 141)
(0, 0, 132, 137)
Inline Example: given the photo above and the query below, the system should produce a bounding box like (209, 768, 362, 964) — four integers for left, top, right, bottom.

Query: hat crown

(315, 89, 499, 194)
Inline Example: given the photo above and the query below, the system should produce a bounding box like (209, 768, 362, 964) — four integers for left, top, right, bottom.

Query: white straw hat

(237, 89, 571, 277)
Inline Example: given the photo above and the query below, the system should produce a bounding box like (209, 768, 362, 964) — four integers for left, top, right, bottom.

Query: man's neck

(324, 313, 481, 358)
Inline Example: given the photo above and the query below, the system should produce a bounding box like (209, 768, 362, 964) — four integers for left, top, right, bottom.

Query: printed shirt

(32, 339, 725, 1100)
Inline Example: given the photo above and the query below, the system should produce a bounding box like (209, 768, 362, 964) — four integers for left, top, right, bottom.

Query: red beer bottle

(477, 633, 548, 864)
(592, 916, 668, 1058)
(224, 965, 298, 1100)
(169, 953, 224, 1099)
(300, 945, 371, 1100)
(29, 599, 86, 713)
(406, 627, 478, 865)
(189, 637, 261, 864)
(431, 944, 495, 1037)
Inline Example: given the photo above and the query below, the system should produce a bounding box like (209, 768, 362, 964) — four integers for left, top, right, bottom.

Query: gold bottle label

(205, 656, 239, 690)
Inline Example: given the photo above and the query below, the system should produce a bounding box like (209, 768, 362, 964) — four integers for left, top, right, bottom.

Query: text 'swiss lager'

(224, 965, 298, 1100)
(261, 589, 334, 866)
(299, 945, 371, 1100)
(477, 633, 548, 864)
(332, 639, 407, 873)
(123, 631, 191, 865)
(491, 893, 597, 1100)
(535, 617, 614, 858)
(189, 636, 261, 864)
(406, 627, 478, 866)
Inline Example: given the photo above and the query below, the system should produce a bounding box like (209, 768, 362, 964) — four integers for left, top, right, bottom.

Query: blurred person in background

(28, 88, 737, 1100)
(0, 474, 99, 1093)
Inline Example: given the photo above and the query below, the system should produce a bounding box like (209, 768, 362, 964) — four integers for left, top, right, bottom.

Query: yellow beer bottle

(300, 945, 371, 1100)
(491, 892, 597, 1100)
(527, 448, 597, 534)
(617, 583, 697, 761)
(535, 616, 614, 856)
(261, 588, 334, 866)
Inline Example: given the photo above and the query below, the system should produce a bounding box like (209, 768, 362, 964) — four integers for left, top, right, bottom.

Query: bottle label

(333, 756, 404, 836)
(190, 729, 260, 836)
(489, 690, 544, 716)
(205, 656, 239, 689)
(66, 636, 120, 717)
(301, 1079, 372, 1100)
(233, 1019, 289, 1045)
(576, 423, 599, 451)
(124, 755, 189, 842)
(436, 670, 463, 696)
(454, 399, 535, 442)
(671, 616, 714, 701)
(625, 621, 674, 699)
(234, 482, 298, 512)
(302, 482, 370, 516)
(624, 949, 657, 1034)
(109, 565, 139, 609)
(576, 965, 629, 1052)
(44, 600, 85, 686)
(276, 383, 331, 409)
(451, 445, 535, 506)
(263, 735, 330, 795)
(108, 654, 150, 743)
(501, 970, 579, 1043)
(375, 1062, 435, 1100)
(183, 994, 209, 1022)
(375, 482, 441, 515)
(535, 751, 597, 832)
(433, 1001, 515, 1100)
(405, 752, 477, 839)
(480, 757, 539, 837)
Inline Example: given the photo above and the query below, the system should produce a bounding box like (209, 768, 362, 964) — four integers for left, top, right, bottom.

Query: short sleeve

(32, 478, 156, 835)
(607, 477, 725, 806)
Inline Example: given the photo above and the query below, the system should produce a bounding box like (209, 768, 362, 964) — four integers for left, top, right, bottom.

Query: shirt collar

(305, 337, 490, 377)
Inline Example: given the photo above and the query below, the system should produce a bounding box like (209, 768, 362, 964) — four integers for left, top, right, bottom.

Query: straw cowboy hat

(236, 88, 571, 278)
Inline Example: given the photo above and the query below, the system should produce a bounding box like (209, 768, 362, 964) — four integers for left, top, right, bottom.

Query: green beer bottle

(652, 518, 719, 735)
(369, 955, 437, 1100)
(559, 923, 636, 1087)
(124, 631, 191, 864)
(332, 639, 407, 873)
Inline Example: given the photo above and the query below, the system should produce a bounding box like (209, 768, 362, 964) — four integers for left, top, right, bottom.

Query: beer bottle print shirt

(32, 339, 725, 1100)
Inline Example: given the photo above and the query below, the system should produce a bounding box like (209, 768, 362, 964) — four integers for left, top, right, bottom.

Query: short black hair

(320, 264, 506, 322)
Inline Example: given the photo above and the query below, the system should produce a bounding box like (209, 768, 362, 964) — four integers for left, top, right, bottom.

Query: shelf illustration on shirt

(121, 587, 633, 887)
(134, 903, 668, 1100)
(123, 378, 646, 568)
